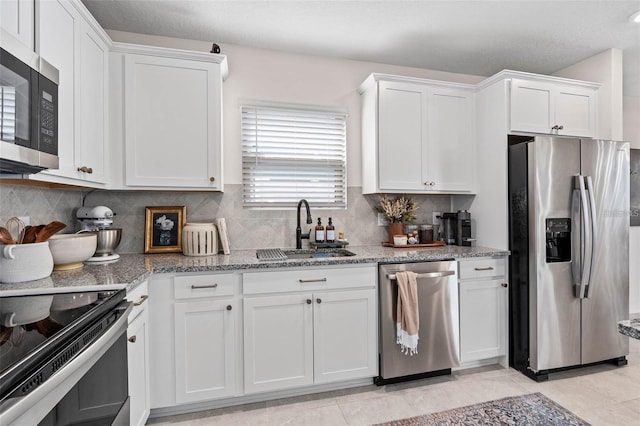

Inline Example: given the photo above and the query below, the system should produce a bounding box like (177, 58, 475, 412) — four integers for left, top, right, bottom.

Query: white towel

(395, 271, 419, 355)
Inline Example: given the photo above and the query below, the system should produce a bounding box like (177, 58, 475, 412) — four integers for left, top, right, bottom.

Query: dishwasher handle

(386, 270, 455, 280)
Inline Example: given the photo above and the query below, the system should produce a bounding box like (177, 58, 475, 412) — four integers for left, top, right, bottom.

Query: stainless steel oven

(0, 289, 132, 425)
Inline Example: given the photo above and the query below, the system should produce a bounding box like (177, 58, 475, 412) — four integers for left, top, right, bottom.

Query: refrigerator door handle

(576, 175, 592, 299)
(585, 176, 598, 298)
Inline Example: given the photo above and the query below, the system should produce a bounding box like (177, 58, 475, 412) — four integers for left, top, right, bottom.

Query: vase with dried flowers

(376, 195, 418, 243)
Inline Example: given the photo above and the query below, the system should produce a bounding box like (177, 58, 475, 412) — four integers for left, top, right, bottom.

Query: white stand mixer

(77, 206, 122, 262)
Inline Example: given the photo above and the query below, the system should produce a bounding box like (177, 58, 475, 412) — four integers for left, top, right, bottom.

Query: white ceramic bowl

(48, 233, 97, 270)
(0, 242, 54, 283)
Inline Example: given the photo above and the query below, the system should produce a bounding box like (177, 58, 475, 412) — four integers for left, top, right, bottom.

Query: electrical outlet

(17, 216, 31, 225)
(377, 213, 388, 226)
(432, 212, 441, 226)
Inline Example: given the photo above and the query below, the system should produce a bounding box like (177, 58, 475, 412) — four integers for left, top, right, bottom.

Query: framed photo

(144, 206, 186, 253)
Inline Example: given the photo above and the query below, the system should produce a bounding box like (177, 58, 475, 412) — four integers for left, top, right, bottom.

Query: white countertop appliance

(76, 206, 122, 262)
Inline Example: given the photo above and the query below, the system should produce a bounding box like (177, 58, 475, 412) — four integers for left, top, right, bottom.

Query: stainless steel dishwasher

(376, 261, 460, 385)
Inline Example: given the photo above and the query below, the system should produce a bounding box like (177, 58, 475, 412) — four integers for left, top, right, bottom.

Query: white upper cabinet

(34, 0, 110, 186)
(360, 74, 475, 194)
(510, 77, 597, 137)
(110, 43, 228, 191)
(1, 0, 35, 51)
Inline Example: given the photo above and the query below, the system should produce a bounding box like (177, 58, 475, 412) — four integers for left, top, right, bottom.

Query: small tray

(382, 241, 445, 248)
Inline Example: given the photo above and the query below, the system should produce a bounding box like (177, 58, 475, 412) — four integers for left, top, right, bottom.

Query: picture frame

(144, 206, 186, 253)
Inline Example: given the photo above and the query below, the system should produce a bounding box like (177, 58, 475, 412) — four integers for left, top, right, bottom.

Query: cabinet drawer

(174, 274, 238, 299)
(127, 281, 149, 324)
(243, 265, 376, 295)
(459, 258, 506, 279)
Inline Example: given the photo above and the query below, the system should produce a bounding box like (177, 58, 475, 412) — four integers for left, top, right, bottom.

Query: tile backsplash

(1, 183, 451, 253)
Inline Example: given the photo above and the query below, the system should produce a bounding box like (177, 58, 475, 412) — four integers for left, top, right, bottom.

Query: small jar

(182, 223, 218, 256)
(418, 224, 434, 244)
(404, 224, 419, 243)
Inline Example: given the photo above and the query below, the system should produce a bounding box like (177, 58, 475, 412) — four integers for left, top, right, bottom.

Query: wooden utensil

(22, 225, 43, 244)
(0, 227, 15, 244)
(35, 221, 67, 243)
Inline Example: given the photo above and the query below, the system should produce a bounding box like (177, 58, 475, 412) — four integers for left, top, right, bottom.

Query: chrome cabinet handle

(423, 181, 436, 187)
(501, 283, 508, 288)
(133, 295, 149, 306)
(298, 278, 327, 283)
(191, 284, 218, 289)
(128, 336, 137, 343)
(77, 166, 93, 173)
(474, 267, 494, 271)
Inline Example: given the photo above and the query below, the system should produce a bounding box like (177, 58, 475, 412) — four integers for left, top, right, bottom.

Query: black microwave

(0, 46, 59, 174)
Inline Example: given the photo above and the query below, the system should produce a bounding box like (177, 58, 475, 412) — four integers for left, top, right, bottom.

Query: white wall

(106, 30, 484, 187)
(625, 95, 640, 314)
(553, 48, 623, 141)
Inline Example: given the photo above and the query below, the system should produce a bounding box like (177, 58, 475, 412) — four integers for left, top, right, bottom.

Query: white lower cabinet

(148, 273, 240, 410)
(243, 266, 378, 394)
(458, 258, 508, 364)
(127, 282, 150, 426)
(174, 298, 237, 403)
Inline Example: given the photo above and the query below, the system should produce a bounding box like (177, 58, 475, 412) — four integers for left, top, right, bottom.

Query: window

(241, 101, 347, 208)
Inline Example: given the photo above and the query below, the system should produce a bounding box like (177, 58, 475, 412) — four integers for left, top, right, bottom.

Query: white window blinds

(241, 102, 347, 208)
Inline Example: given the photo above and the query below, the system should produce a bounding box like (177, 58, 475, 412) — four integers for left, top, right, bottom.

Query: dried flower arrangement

(376, 195, 418, 223)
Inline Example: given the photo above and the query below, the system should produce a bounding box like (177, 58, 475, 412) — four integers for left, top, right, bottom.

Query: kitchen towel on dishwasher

(395, 271, 419, 355)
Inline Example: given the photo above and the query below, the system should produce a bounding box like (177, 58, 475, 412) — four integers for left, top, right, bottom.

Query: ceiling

(81, 0, 640, 96)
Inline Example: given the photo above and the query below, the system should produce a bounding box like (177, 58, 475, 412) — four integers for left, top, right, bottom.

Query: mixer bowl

(94, 228, 122, 256)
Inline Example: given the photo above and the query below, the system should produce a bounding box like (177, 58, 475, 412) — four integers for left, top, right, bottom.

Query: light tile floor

(148, 338, 640, 425)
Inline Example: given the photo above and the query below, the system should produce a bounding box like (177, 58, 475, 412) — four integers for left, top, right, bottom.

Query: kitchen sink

(256, 248, 356, 261)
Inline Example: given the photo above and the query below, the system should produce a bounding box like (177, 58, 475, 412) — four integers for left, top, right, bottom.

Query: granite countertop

(0, 245, 508, 296)
(618, 319, 640, 340)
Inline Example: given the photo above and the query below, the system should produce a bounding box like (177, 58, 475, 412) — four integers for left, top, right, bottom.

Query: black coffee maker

(439, 210, 473, 246)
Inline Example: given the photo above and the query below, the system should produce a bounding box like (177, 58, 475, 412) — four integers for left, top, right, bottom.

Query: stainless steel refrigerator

(508, 135, 630, 381)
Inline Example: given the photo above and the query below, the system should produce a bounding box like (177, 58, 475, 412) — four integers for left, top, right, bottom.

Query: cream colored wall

(553, 48, 624, 141)
(625, 96, 640, 314)
(107, 30, 484, 187)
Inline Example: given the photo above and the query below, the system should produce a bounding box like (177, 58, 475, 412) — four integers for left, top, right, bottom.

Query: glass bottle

(315, 218, 325, 243)
(326, 217, 335, 243)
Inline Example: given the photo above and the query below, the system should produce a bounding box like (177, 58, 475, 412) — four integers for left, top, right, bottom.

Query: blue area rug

(373, 392, 590, 425)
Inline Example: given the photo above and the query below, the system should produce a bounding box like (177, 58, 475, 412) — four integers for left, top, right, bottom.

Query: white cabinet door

(510, 78, 596, 137)
(37, 0, 77, 179)
(425, 89, 475, 192)
(243, 293, 314, 394)
(1, 0, 34, 50)
(313, 289, 377, 384)
(174, 298, 237, 403)
(554, 85, 596, 137)
(127, 306, 150, 426)
(377, 80, 427, 191)
(75, 19, 108, 183)
(123, 53, 222, 189)
(459, 278, 507, 363)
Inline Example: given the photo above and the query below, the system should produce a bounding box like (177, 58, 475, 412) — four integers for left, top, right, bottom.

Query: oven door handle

(0, 302, 133, 425)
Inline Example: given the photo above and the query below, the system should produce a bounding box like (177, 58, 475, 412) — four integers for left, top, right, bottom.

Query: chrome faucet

(296, 199, 313, 249)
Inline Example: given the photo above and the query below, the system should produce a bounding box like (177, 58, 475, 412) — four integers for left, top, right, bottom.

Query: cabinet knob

(77, 166, 93, 174)
(226, 305, 232, 311)
(316, 298, 322, 304)
(209, 177, 216, 182)
(501, 283, 508, 288)
(128, 336, 137, 343)
(424, 181, 435, 186)
(306, 299, 312, 304)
